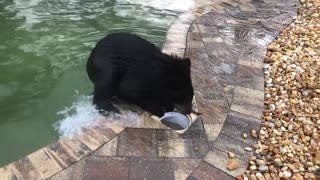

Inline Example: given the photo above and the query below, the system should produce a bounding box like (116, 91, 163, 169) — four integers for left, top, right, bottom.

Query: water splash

(116, 0, 194, 12)
(54, 94, 142, 138)
(6, 0, 194, 29)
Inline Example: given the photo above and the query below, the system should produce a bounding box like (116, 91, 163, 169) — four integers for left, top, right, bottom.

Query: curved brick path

(0, 0, 300, 179)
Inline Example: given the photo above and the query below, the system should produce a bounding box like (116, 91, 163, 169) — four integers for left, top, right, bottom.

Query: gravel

(239, 0, 320, 179)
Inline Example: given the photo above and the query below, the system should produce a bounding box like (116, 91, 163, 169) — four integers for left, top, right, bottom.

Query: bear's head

(165, 57, 194, 115)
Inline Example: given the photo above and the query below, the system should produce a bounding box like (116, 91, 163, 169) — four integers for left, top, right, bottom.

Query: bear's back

(95, 33, 161, 58)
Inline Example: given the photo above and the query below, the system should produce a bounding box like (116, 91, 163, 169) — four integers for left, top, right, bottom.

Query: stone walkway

(0, 0, 300, 179)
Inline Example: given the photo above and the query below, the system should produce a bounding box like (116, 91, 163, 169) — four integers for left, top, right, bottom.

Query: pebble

(250, 165, 257, 171)
(245, 147, 253, 152)
(269, 104, 276, 111)
(292, 173, 303, 180)
(296, 66, 303, 72)
(279, 172, 283, 178)
(264, 173, 271, 180)
(250, 175, 257, 180)
(251, 130, 258, 138)
(227, 160, 239, 170)
(258, 165, 269, 172)
(267, 78, 272, 84)
(274, 158, 282, 166)
(283, 171, 292, 178)
(282, 166, 288, 171)
(263, 63, 271, 69)
(308, 167, 316, 172)
(243, 133, 248, 139)
(288, 153, 294, 158)
(302, 91, 309, 96)
(307, 162, 313, 167)
(256, 173, 263, 179)
(299, 167, 305, 172)
(288, 164, 295, 171)
(228, 152, 236, 158)
(314, 151, 320, 165)
(290, 64, 297, 68)
(256, 159, 265, 166)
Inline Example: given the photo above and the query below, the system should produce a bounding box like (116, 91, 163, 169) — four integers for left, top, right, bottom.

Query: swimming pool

(0, 0, 194, 166)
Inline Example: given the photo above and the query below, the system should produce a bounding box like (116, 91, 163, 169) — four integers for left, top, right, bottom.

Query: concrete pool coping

(0, 0, 300, 179)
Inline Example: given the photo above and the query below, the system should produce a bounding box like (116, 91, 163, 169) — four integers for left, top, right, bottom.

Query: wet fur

(86, 33, 194, 117)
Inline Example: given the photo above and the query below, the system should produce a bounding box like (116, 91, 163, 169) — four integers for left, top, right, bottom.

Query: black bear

(86, 33, 194, 117)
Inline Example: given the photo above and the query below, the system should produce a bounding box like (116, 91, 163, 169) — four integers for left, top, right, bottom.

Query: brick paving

(0, 0, 300, 179)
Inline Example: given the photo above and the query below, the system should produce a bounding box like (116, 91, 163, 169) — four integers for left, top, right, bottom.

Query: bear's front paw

(96, 101, 120, 115)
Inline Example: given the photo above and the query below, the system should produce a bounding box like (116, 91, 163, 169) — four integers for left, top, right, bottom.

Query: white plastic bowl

(160, 112, 191, 130)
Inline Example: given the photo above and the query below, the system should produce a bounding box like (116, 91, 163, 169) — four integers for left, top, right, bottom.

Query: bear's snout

(174, 102, 192, 115)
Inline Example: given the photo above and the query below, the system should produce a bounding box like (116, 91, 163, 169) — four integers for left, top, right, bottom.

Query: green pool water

(0, 0, 191, 166)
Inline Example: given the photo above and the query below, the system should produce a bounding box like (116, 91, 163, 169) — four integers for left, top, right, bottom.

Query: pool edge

(0, 4, 211, 179)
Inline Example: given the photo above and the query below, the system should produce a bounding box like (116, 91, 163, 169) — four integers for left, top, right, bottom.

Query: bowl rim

(160, 112, 191, 129)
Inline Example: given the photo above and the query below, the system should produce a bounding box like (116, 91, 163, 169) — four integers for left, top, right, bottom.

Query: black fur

(86, 33, 194, 117)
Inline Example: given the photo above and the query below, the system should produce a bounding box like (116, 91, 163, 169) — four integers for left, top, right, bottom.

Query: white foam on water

(116, 0, 194, 12)
(113, 0, 195, 27)
(8, 0, 43, 25)
(7, 0, 194, 29)
(54, 94, 142, 138)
